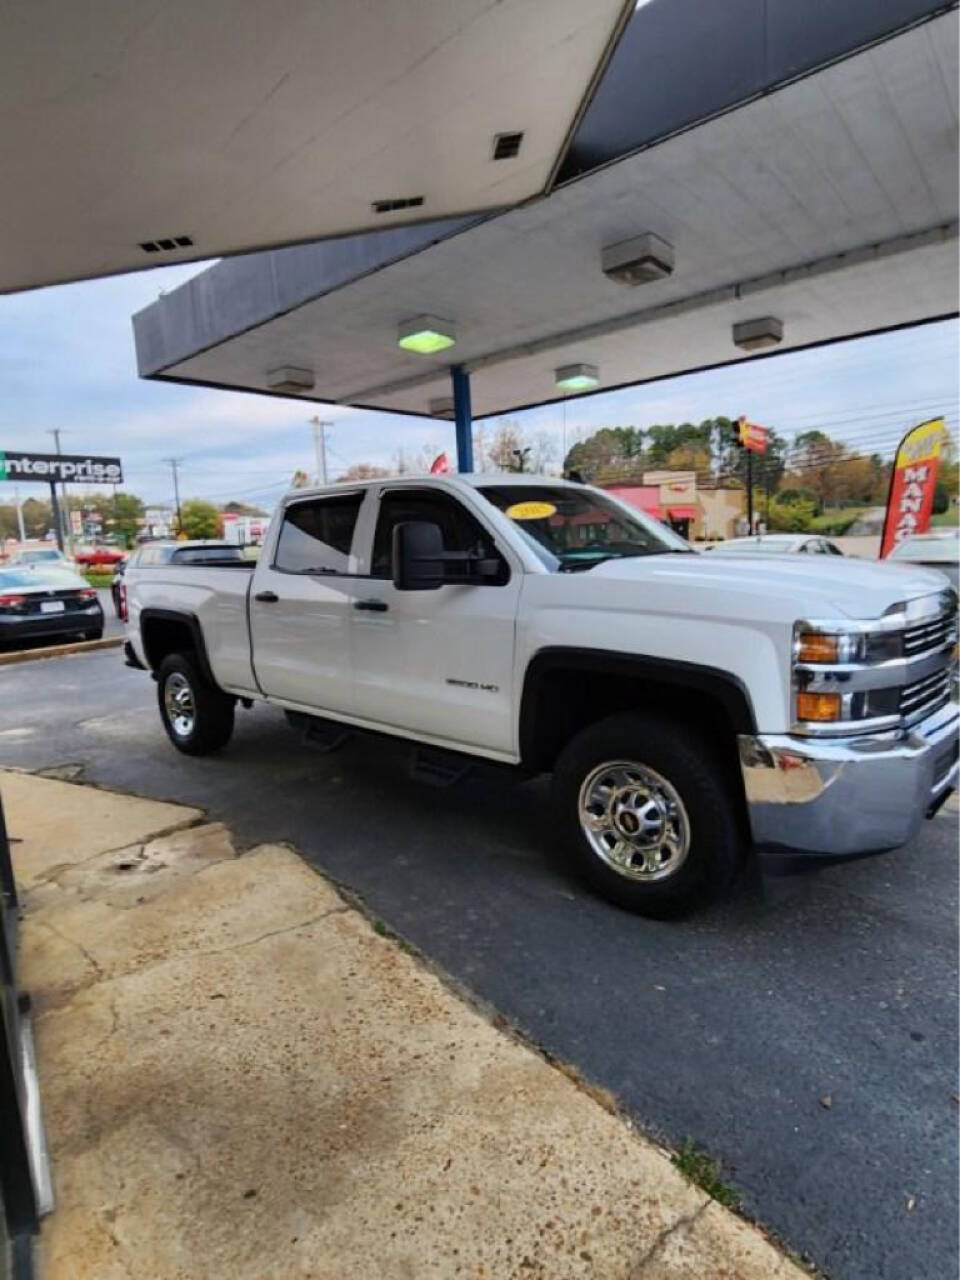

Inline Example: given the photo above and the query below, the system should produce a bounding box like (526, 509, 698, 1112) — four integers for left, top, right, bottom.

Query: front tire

(157, 652, 235, 756)
(552, 712, 743, 917)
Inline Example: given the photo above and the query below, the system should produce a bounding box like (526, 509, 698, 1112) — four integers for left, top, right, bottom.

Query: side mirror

(393, 521, 445, 591)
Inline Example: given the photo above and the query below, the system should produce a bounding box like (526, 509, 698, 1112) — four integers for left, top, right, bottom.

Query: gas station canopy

(0, 0, 631, 293)
(133, 3, 959, 421)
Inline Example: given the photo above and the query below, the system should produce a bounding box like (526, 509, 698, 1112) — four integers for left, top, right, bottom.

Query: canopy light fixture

(428, 396, 455, 419)
(266, 366, 315, 394)
(555, 363, 600, 391)
(733, 317, 783, 352)
(397, 315, 456, 355)
(602, 232, 675, 285)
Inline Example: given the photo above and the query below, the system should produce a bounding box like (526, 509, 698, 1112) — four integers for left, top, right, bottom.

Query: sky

(0, 259, 957, 513)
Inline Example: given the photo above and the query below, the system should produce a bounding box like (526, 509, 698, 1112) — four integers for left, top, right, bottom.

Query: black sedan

(0, 566, 104, 648)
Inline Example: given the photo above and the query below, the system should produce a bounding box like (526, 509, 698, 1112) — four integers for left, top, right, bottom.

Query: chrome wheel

(577, 760, 691, 882)
(163, 671, 196, 739)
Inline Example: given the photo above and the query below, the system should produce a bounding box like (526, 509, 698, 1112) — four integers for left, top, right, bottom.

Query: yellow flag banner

(879, 418, 947, 559)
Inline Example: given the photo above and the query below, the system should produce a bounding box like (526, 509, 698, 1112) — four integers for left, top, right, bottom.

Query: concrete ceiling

(0, 0, 631, 294)
(136, 9, 960, 418)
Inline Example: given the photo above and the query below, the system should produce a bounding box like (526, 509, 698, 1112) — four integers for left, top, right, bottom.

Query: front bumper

(738, 700, 959, 855)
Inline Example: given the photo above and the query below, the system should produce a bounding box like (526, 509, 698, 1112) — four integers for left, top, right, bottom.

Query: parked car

(123, 475, 958, 917)
(7, 546, 70, 567)
(886, 529, 959, 589)
(73, 545, 127, 568)
(709, 534, 844, 555)
(0, 565, 103, 647)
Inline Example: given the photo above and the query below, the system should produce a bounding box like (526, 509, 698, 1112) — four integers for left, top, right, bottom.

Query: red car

(72, 546, 127, 567)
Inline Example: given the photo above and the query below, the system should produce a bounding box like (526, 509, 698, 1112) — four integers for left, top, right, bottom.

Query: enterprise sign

(0, 450, 123, 484)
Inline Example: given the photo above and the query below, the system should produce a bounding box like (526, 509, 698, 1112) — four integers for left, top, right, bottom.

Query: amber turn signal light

(796, 691, 842, 722)
(797, 631, 839, 664)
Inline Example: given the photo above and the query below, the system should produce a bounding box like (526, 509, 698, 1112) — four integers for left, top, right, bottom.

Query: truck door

(249, 491, 364, 714)
(351, 487, 520, 755)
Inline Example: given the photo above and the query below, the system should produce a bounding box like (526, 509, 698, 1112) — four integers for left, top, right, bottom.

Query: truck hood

(585, 552, 952, 620)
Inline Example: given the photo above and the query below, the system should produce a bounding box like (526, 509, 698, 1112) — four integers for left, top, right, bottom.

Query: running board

(409, 746, 473, 788)
(285, 710, 352, 754)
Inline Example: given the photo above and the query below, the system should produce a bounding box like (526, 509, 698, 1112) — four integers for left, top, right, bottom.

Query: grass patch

(672, 1139, 739, 1208)
(372, 919, 388, 937)
(82, 571, 114, 588)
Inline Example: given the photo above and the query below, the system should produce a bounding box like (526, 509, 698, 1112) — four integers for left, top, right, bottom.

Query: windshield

(713, 539, 795, 554)
(889, 535, 958, 561)
(479, 484, 691, 571)
(0, 567, 83, 590)
(14, 548, 62, 563)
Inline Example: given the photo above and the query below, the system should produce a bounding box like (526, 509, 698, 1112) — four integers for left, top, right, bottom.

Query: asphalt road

(2, 649, 957, 1280)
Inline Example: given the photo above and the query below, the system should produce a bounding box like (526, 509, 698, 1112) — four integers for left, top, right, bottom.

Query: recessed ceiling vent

(139, 235, 193, 253)
(493, 131, 524, 160)
(372, 196, 425, 214)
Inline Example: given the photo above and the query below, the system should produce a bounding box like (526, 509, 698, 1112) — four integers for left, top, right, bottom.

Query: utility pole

(164, 458, 184, 533)
(47, 428, 71, 553)
(13, 488, 25, 544)
(309, 417, 332, 486)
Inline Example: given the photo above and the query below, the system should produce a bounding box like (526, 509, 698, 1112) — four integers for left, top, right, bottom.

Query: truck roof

(281, 473, 581, 502)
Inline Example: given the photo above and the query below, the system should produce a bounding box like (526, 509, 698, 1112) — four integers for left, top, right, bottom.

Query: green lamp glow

(555, 363, 599, 391)
(397, 315, 456, 354)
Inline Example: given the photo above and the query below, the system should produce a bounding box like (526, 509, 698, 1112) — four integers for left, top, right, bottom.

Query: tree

(222, 500, 267, 516)
(932, 480, 950, 515)
(103, 492, 145, 547)
(178, 498, 220, 539)
(336, 463, 392, 481)
(486, 421, 526, 471)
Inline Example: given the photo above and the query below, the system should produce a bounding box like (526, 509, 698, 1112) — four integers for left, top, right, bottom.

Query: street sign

(0, 450, 123, 484)
(736, 417, 770, 453)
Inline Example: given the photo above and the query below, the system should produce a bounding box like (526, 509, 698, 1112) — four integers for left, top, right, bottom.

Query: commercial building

(607, 474, 743, 540)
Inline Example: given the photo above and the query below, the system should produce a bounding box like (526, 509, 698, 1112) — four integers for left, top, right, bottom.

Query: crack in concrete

(34, 917, 105, 980)
(628, 1199, 711, 1277)
(201, 906, 351, 956)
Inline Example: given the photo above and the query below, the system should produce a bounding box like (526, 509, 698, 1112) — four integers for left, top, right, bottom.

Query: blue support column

(451, 365, 473, 473)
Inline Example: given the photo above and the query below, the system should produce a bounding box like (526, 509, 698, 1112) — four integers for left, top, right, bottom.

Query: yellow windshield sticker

(505, 500, 557, 521)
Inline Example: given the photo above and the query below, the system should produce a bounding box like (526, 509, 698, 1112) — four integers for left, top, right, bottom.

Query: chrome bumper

(738, 701, 959, 855)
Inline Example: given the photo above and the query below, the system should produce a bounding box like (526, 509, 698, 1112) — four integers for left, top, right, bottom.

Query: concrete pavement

(4, 768, 806, 1280)
(2, 650, 956, 1280)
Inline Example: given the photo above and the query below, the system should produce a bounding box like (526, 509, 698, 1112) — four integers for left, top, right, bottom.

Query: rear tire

(551, 712, 743, 917)
(157, 652, 235, 756)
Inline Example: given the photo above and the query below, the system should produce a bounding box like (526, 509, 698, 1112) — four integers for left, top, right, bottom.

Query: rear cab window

(274, 493, 365, 574)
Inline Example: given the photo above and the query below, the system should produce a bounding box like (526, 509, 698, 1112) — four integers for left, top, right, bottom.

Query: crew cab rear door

(350, 485, 521, 755)
(249, 491, 364, 714)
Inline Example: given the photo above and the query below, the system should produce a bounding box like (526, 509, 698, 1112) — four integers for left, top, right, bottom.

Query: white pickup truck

(123, 475, 958, 916)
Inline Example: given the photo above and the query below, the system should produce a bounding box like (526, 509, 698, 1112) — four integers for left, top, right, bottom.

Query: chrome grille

(900, 667, 952, 723)
(903, 610, 957, 657)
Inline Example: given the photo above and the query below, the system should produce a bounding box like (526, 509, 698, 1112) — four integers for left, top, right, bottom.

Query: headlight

(794, 626, 902, 666)
(792, 619, 905, 734)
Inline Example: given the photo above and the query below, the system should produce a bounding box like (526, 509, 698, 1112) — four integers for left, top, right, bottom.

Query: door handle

(354, 598, 389, 612)
(254, 590, 279, 603)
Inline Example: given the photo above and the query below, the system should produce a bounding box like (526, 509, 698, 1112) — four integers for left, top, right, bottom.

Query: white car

(7, 545, 70, 567)
(709, 534, 843, 556)
(122, 475, 958, 917)
(887, 529, 958, 589)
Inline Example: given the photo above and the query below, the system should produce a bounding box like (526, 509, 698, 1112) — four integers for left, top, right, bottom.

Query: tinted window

(371, 490, 507, 584)
(171, 545, 245, 565)
(480, 484, 687, 572)
(275, 494, 364, 574)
